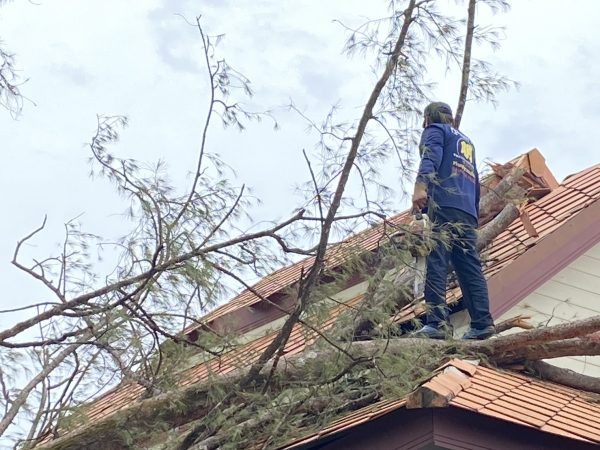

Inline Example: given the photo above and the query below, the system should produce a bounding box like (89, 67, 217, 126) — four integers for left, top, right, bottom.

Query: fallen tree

(26, 137, 555, 450)
(6, 2, 576, 450)
(35, 314, 600, 450)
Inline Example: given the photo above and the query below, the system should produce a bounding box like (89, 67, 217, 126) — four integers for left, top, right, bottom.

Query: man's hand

(412, 182, 428, 211)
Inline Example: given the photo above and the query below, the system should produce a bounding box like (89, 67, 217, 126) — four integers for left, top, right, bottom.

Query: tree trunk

(495, 315, 533, 333)
(477, 202, 520, 250)
(454, 0, 477, 129)
(478, 166, 525, 223)
(526, 360, 600, 394)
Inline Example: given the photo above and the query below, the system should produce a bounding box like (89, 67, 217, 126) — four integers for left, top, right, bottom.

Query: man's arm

(412, 125, 444, 211)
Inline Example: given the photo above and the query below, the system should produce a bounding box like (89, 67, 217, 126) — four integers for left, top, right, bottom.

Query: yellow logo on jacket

(460, 141, 474, 162)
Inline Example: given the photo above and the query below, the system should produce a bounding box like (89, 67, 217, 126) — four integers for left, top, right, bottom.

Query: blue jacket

(416, 123, 480, 221)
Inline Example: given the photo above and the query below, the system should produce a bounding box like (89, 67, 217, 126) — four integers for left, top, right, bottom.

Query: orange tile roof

(392, 163, 600, 324)
(184, 212, 410, 333)
(444, 361, 600, 444)
(485, 164, 600, 279)
(283, 359, 600, 448)
(77, 296, 364, 426)
(45, 154, 600, 446)
(187, 149, 561, 335)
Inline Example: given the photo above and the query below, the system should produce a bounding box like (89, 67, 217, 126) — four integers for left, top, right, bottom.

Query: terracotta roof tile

(570, 399, 600, 415)
(464, 386, 500, 402)
(556, 408, 600, 428)
(439, 358, 478, 376)
(449, 363, 600, 444)
(541, 424, 593, 441)
(443, 370, 473, 390)
(483, 402, 548, 428)
(504, 390, 564, 413)
(423, 378, 457, 397)
(284, 360, 600, 448)
(466, 381, 505, 398)
(453, 391, 489, 407)
(488, 398, 553, 423)
(190, 151, 575, 335)
(548, 415, 600, 441)
(475, 406, 533, 428)
(518, 382, 575, 402)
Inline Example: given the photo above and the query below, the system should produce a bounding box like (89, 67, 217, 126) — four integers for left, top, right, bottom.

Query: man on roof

(411, 102, 495, 340)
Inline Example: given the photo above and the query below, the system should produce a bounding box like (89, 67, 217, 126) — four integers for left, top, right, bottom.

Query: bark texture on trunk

(479, 167, 525, 224)
(477, 202, 520, 250)
(526, 360, 600, 394)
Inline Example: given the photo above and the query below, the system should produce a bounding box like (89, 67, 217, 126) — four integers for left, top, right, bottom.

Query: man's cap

(423, 102, 453, 125)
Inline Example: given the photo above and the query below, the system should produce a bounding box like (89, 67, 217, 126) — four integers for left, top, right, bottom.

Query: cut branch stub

(476, 202, 520, 251)
(479, 166, 525, 224)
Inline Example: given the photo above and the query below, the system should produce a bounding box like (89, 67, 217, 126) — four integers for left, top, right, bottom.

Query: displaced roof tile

(441, 358, 478, 376)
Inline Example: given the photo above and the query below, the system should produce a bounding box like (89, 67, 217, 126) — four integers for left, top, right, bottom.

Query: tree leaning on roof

(6, 1, 591, 450)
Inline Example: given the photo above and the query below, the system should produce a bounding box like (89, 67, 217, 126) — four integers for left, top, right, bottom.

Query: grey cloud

(483, 113, 559, 152)
(298, 65, 341, 102)
(50, 63, 92, 86)
(474, 97, 591, 181)
(580, 83, 600, 117)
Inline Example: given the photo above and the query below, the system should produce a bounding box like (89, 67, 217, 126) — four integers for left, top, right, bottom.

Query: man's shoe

(461, 325, 495, 340)
(412, 325, 448, 340)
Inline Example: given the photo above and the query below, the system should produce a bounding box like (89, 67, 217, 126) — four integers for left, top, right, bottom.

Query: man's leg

(423, 213, 452, 328)
(449, 211, 494, 331)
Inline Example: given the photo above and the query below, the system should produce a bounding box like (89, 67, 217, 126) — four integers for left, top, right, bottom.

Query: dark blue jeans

(424, 207, 493, 330)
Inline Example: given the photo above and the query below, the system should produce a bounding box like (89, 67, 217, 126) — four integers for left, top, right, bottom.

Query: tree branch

(454, 0, 476, 129)
(239, 0, 419, 391)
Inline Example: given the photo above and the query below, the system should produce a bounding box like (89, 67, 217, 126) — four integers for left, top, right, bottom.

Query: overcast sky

(1, 0, 600, 329)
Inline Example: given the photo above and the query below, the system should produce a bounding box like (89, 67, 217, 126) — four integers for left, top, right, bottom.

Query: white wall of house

(496, 242, 600, 376)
